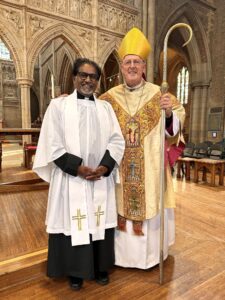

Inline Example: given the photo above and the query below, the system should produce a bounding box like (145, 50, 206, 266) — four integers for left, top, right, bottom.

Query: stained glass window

(177, 67, 189, 104)
(0, 39, 11, 60)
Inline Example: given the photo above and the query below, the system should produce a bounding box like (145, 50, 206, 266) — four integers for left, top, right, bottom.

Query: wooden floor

(0, 144, 48, 261)
(0, 145, 225, 299)
(0, 179, 48, 261)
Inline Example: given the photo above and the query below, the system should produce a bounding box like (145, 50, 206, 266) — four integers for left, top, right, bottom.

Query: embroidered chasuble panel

(100, 92, 161, 221)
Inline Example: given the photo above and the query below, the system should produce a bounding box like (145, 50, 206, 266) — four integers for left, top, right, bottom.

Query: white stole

(65, 92, 107, 246)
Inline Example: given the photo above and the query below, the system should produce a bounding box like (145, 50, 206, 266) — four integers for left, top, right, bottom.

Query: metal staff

(159, 23, 193, 284)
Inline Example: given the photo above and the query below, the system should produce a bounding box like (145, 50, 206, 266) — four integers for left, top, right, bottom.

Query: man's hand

(77, 166, 94, 179)
(160, 93, 172, 118)
(85, 166, 108, 181)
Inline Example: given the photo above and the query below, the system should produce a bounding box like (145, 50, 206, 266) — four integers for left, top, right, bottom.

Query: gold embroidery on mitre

(100, 92, 161, 221)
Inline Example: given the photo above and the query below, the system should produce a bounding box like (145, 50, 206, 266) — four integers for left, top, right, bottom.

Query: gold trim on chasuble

(101, 92, 161, 221)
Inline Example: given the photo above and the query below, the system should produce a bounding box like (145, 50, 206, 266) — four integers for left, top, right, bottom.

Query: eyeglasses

(77, 71, 99, 81)
(122, 60, 144, 67)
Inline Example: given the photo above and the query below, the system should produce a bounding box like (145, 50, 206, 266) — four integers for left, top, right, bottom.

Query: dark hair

(72, 58, 101, 80)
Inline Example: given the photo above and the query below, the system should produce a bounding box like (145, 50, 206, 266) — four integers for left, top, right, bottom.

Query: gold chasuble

(100, 82, 185, 234)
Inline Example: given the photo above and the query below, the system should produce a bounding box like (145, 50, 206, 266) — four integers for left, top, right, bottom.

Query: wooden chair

(203, 140, 213, 147)
(179, 142, 195, 176)
(192, 142, 208, 158)
(182, 142, 195, 157)
(208, 144, 224, 160)
(24, 142, 37, 169)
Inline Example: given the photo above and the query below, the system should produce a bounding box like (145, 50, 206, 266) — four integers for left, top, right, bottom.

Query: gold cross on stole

(95, 205, 104, 227)
(72, 209, 86, 231)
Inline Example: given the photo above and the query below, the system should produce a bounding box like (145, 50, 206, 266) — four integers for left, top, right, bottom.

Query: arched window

(177, 67, 189, 104)
(0, 39, 11, 60)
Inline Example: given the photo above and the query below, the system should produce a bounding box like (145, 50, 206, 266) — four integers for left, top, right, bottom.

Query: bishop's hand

(160, 93, 172, 118)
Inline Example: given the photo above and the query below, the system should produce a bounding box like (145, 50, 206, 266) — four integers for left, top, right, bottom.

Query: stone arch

(155, 2, 212, 84)
(57, 43, 74, 72)
(58, 52, 74, 94)
(27, 23, 92, 80)
(155, 2, 213, 142)
(0, 26, 23, 78)
(100, 50, 121, 93)
(97, 37, 122, 93)
(44, 68, 52, 110)
(54, 41, 75, 94)
(99, 37, 121, 68)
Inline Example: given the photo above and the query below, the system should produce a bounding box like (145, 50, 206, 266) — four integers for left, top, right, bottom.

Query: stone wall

(0, 60, 21, 128)
(0, 0, 141, 130)
(208, 0, 225, 140)
(0, 0, 224, 142)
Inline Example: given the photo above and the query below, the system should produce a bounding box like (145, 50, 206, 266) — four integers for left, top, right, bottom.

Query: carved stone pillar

(190, 81, 209, 143)
(189, 83, 202, 143)
(199, 83, 210, 141)
(0, 96, 3, 128)
(17, 78, 33, 143)
(142, 0, 148, 36)
(93, 0, 98, 61)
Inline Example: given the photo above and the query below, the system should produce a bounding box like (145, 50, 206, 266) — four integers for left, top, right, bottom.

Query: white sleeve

(165, 112, 180, 137)
(33, 99, 66, 182)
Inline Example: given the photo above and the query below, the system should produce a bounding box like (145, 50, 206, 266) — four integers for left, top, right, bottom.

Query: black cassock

(47, 229, 114, 279)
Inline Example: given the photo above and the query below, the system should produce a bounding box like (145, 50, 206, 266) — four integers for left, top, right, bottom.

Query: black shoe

(68, 276, 83, 290)
(95, 271, 109, 285)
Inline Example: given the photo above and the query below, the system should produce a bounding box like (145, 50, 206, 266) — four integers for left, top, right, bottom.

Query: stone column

(38, 54, 44, 120)
(199, 83, 210, 141)
(0, 96, 3, 128)
(0, 67, 3, 128)
(142, 0, 148, 36)
(17, 78, 33, 143)
(189, 82, 205, 143)
(146, 0, 155, 82)
(93, 0, 98, 62)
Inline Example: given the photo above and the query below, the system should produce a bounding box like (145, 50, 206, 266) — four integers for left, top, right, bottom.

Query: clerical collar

(124, 80, 145, 92)
(77, 91, 94, 101)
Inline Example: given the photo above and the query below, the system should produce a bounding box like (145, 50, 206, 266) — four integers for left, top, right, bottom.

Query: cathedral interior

(0, 0, 224, 143)
(0, 1, 225, 299)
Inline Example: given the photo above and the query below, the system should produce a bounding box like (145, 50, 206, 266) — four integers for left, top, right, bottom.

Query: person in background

(100, 28, 185, 269)
(33, 58, 125, 290)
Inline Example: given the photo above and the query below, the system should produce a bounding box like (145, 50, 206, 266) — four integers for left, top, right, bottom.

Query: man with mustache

(33, 58, 125, 290)
(100, 28, 185, 270)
